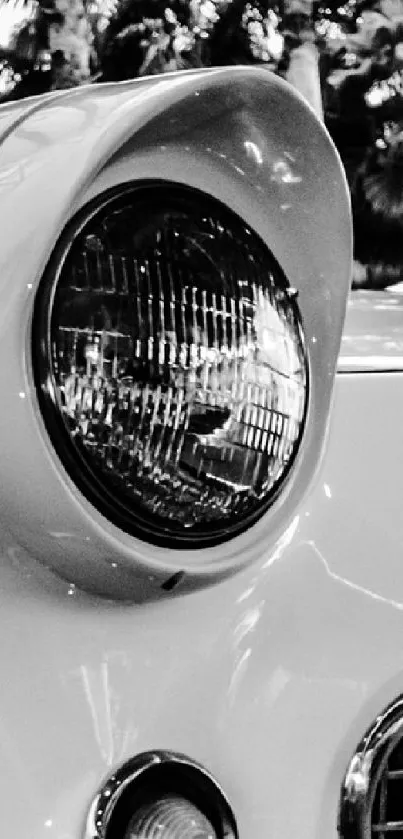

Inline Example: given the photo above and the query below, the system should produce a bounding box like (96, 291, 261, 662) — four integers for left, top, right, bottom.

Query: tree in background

(318, 1, 403, 286)
(2, 0, 396, 99)
(98, 0, 205, 80)
(0, 0, 113, 98)
(99, 1, 289, 82)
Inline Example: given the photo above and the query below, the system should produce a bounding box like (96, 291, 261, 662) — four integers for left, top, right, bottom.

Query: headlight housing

(33, 184, 308, 548)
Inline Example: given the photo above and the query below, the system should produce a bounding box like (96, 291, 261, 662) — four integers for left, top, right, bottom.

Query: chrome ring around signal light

(85, 750, 238, 839)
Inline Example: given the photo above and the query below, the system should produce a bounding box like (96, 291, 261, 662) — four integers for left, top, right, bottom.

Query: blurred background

(0, 0, 402, 288)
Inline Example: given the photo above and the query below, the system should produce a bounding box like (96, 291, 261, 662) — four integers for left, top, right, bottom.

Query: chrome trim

(337, 357, 403, 374)
(339, 696, 403, 839)
(85, 750, 238, 839)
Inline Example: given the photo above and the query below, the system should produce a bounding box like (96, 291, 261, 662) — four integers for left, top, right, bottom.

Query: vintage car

(0, 64, 401, 839)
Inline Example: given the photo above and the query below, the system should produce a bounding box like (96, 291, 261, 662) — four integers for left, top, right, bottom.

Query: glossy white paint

(0, 371, 403, 839)
(340, 289, 403, 371)
(3, 68, 395, 839)
(0, 67, 351, 599)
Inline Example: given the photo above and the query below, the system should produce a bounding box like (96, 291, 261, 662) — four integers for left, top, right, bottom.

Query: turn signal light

(124, 794, 216, 839)
(85, 751, 237, 839)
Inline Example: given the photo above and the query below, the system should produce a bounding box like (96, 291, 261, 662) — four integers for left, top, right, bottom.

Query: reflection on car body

(0, 65, 401, 839)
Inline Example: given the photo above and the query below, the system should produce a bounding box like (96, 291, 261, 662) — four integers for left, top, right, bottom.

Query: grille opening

(339, 697, 403, 839)
(372, 775, 403, 833)
(372, 739, 403, 836)
(387, 741, 403, 772)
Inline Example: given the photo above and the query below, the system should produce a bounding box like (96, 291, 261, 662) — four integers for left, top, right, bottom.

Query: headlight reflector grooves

(34, 184, 308, 547)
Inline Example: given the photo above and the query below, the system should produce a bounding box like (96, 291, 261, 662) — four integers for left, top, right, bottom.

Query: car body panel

(340, 289, 403, 371)
(0, 370, 403, 838)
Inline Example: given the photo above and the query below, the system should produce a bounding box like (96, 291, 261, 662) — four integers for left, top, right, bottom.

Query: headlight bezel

(32, 181, 309, 550)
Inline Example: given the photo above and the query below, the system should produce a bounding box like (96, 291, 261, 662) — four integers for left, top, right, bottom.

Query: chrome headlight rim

(32, 181, 308, 550)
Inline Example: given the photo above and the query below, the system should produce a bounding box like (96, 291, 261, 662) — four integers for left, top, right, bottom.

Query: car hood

(339, 288, 403, 372)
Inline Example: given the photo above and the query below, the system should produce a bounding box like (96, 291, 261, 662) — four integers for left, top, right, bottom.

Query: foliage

(0, 0, 105, 97)
(4, 0, 400, 92)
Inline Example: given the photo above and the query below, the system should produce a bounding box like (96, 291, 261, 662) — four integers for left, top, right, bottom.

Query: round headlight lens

(35, 185, 307, 547)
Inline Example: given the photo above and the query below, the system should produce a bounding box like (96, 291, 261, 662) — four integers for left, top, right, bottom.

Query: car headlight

(34, 183, 308, 548)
